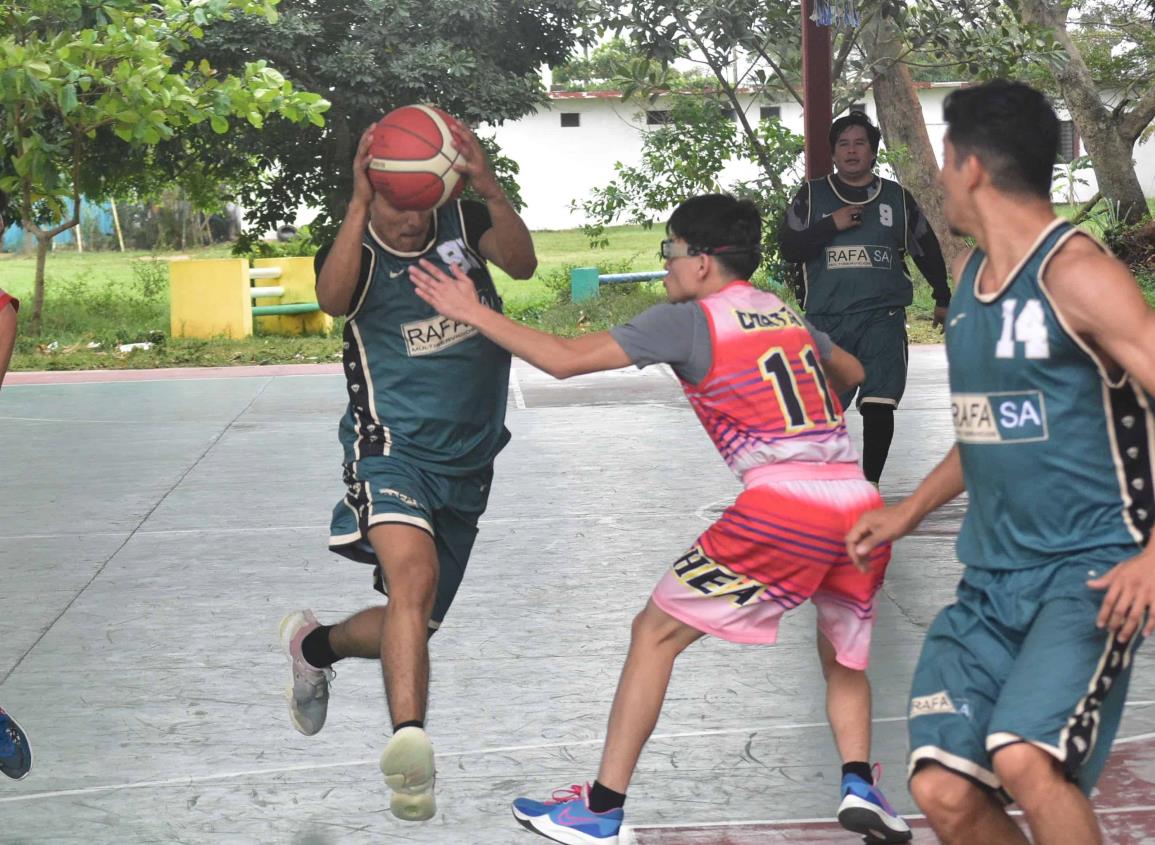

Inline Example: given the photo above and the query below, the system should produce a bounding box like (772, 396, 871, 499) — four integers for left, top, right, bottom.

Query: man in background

(779, 112, 951, 486)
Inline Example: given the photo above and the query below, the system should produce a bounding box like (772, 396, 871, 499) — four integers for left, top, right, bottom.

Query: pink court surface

(3, 346, 1155, 844)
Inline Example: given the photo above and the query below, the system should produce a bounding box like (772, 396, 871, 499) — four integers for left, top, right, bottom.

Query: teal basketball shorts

(328, 455, 494, 632)
(907, 553, 1143, 798)
(807, 307, 908, 410)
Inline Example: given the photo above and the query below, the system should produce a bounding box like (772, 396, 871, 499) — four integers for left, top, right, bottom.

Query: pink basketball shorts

(651, 477, 891, 670)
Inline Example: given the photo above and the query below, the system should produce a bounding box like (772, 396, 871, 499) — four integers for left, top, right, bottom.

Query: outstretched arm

(846, 445, 965, 571)
(409, 259, 630, 378)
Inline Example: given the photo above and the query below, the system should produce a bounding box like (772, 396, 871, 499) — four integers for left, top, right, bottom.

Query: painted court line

(623, 803, 1155, 836)
(0, 716, 909, 805)
(5, 714, 1154, 806)
(0, 510, 694, 543)
(509, 366, 527, 409)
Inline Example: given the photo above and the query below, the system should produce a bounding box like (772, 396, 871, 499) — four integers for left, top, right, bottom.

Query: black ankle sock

(588, 780, 627, 813)
(301, 625, 339, 668)
(393, 720, 425, 733)
(861, 403, 895, 484)
(842, 761, 874, 783)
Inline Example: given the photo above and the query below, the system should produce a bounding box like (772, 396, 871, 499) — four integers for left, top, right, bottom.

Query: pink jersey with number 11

(681, 281, 861, 485)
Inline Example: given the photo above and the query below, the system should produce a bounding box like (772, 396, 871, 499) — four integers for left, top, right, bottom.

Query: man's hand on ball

(352, 126, 375, 206)
(450, 124, 502, 202)
(410, 259, 482, 324)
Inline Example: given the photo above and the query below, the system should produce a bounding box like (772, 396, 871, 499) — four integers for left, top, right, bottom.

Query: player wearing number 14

(848, 80, 1155, 845)
(410, 194, 912, 844)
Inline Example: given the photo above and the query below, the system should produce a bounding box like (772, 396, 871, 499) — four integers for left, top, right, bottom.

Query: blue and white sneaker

(513, 783, 623, 844)
(0, 706, 32, 780)
(837, 765, 912, 843)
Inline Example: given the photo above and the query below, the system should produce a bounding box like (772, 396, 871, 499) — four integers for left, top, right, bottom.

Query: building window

(760, 105, 781, 121)
(1057, 120, 1079, 163)
(721, 107, 736, 121)
(560, 113, 580, 128)
(646, 110, 672, 126)
(848, 102, 867, 114)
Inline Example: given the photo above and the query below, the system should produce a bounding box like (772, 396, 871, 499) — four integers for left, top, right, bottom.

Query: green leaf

(58, 83, 78, 114)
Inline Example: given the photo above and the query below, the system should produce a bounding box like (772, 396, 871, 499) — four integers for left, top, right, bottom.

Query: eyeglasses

(660, 239, 705, 260)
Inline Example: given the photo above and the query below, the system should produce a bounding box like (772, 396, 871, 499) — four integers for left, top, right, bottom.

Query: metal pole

(802, 0, 834, 180)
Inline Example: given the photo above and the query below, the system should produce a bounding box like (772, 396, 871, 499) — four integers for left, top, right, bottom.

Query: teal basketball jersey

(802, 176, 911, 315)
(338, 200, 511, 475)
(947, 219, 1154, 570)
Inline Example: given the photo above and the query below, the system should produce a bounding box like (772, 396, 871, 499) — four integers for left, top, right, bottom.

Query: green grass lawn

(0, 224, 666, 370)
(0, 226, 663, 314)
(2, 205, 1151, 372)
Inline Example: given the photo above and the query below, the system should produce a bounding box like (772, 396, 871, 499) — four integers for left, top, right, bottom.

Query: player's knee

(629, 607, 663, 645)
(381, 555, 439, 608)
(992, 742, 1064, 811)
(815, 634, 840, 678)
(910, 764, 983, 830)
(630, 603, 690, 653)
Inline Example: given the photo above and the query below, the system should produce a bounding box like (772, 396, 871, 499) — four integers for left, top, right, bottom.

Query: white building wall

(1138, 135, 1155, 200)
(488, 83, 1154, 231)
(485, 95, 648, 231)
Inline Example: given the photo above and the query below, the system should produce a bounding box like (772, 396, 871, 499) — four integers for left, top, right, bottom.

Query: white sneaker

(381, 726, 437, 821)
(279, 610, 334, 736)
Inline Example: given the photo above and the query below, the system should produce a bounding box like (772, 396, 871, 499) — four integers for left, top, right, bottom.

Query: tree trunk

(862, 14, 968, 274)
(20, 175, 81, 334)
(1019, 0, 1150, 225)
(32, 235, 50, 335)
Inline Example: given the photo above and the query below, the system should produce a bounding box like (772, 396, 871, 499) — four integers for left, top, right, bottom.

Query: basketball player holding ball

(279, 107, 536, 822)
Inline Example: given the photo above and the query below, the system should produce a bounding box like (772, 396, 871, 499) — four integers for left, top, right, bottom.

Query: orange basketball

(368, 105, 466, 211)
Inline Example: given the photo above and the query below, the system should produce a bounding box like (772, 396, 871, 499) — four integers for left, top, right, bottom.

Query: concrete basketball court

(2, 346, 1155, 844)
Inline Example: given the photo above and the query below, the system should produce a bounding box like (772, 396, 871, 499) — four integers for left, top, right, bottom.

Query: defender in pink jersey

(411, 194, 910, 844)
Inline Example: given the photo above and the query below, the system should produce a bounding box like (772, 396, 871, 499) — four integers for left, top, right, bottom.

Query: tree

(577, 1, 1053, 279)
(1017, 0, 1155, 224)
(0, 0, 329, 332)
(553, 35, 710, 92)
(860, 11, 967, 271)
(907, 0, 1155, 226)
(576, 92, 804, 286)
(194, 0, 589, 238)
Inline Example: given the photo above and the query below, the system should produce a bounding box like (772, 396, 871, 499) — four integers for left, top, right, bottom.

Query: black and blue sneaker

(0, 706, 31, 780)
(513, 783, 623, 844)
